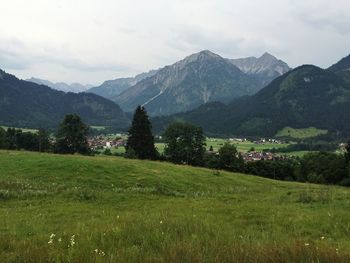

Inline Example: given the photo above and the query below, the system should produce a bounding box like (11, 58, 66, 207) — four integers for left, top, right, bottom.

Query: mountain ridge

(26, 77, 93, 93)
(1, 69, 130, 129)
(114, 50, 287, 116)
(152, 55, 350, 138)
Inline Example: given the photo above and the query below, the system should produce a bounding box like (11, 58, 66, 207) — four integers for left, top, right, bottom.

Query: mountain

(228, 52, 291, 88)
(114, 50, 261, 116)
(328, 54, 350, 86)
(87, 70, 158, 99)
(153, 56, 350, 137)
(26, 77, 93, 93)
(1, 69, 130, 129)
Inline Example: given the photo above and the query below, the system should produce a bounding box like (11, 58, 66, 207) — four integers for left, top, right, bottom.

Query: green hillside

(1, 151, 350, 262)
(276, 127, 328, 139)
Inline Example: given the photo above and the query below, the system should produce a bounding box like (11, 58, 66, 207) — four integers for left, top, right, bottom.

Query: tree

(345, 141, 350, 163)
(38, 128, 51, 152)
(218, 143, 244, 172)
(163, 122, 206, 166)
(0, 127, 7, 149)
(55, 114, 90, 154)
(297, 152, 348, 184)
(126, 106, 157, 160)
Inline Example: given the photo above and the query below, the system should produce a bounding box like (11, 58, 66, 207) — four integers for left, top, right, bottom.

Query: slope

(0, 150, 349, 262)
(0, 69, 130, 129)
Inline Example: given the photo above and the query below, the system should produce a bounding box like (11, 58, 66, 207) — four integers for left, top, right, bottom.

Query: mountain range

(152, 54, 350, 137)
(0, 70, 129, 129)
(89, 51, 290, 116)
(26, 77, 93, 93)
(86, 70, 158, 99)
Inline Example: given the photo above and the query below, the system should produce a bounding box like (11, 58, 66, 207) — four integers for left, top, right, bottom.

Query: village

(88, 134, 291, 162)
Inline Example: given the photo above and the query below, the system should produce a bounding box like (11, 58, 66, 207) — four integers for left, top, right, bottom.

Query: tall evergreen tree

(126, 106, 157, 160)
(55, 114, 90, 154)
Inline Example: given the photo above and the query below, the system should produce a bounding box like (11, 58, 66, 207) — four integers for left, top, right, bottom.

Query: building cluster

(88, 136, 126, 150)
(241, 151, 276, 162)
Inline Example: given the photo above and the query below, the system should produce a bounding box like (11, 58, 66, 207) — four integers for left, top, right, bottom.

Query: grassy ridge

(0, 150, 350, 262)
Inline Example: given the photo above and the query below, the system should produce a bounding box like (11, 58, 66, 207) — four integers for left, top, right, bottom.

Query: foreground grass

(0, 150, 350, 262)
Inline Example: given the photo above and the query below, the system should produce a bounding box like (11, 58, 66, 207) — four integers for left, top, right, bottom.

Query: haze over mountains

(153, 54, 350, 137)
(89, 50, 290, 116)
(26, 77, 93, 93)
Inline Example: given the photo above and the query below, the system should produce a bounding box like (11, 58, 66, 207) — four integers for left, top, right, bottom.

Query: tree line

(1, 106, 349, 186)
(0, 114, 90, 154)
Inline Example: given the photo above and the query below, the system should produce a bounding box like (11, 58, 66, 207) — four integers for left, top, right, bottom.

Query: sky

(0, 0, 350, 86)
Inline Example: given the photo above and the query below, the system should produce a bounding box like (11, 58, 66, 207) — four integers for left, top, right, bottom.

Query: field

(104, 138, 290, 156)
(0, 126, 38, 133)
(1, 150, 350, 262)
(276, 127, 328, 139)
(206, 138, 289, 153)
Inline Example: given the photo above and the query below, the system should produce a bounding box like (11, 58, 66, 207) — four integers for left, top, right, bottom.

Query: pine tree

(126, 106, 157, 160)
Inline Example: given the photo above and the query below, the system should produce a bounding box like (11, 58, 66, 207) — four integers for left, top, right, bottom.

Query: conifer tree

(126, 106, 157, 160)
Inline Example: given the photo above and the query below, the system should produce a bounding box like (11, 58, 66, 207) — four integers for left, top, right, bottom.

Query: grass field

(276, 127, 328, 139)
(104, 139, 290, 156)
(0, 126, 38, 133)
(0, 150, 350, 262)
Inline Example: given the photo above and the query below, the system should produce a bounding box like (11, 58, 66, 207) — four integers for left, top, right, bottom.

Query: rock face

(87, 70, 158, 99)
(114, 50, 261, 116)
(26, 77, 92, 93)
(1, 70, 130, 129)
(228, 52, 291, 88)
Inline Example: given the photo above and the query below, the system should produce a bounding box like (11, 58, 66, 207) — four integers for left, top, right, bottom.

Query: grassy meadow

(276, 127, 328, 139)
(1, 150, 350, 262)
(104, 138, 290, 156)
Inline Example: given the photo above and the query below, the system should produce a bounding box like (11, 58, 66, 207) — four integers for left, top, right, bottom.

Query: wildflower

(160, 220, 163, 224)
(94, 249, 98, 253)
(58, 238, 62, 242)
(305, 243, 310, 247)
(48, 233, 55, 244)
(117, 215, 120, 219)
(320, 236, 325, 240)
(68, 235, 76, 247)
(336, 248, 339, 254)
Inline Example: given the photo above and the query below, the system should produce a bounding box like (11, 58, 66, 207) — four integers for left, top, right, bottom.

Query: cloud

(0, 0, 349, 84)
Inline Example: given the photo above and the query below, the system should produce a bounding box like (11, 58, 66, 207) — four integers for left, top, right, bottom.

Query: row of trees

(0, 127, 50, 152)
(125, 106, 350, 186)
(0, 114, 90, 154)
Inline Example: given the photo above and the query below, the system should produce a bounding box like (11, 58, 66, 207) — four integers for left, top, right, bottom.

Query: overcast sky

(1, 0, 350, 85)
